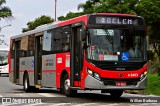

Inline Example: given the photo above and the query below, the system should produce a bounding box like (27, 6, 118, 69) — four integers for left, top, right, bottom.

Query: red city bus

(9, 13, 148, 98)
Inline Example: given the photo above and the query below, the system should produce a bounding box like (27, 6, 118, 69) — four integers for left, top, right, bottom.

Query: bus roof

(11, 13, 139, 39)
(11, 21, 59, 39)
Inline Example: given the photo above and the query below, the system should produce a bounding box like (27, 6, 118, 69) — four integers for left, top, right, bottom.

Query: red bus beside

(9, 13, 147, 98)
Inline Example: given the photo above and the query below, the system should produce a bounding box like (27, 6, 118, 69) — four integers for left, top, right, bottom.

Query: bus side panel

(56, 52, 70, 88)
(19, 57, 34, 86)
(9, 59, 14, 83)
(80, 58, 95, 89)
(41, 54, 56, 87)
(9, 38, 13, 83)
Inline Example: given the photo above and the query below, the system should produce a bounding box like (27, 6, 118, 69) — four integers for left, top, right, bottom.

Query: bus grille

(101, 78, 140, 86)
(88, 60, 146, 71)
(97, 64, 141, 71)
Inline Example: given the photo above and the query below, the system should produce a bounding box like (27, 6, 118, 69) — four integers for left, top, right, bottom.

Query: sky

(0, 0, 87, 48)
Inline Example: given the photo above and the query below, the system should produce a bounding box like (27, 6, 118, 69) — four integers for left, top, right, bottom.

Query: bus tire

(110, 90, 123, 98)
(61, 74, 77, 97)
(23, 74, 31, 92)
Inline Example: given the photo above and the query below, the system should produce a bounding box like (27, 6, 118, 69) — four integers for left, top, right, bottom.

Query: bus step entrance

(70, 87, 81, 90)
(35, 85, 41, 88)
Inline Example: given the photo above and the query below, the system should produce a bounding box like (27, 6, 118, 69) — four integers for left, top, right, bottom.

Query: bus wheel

(110, 90, 123, 98)
(23, 74, 31, 92)
(62, 74, 77, 96)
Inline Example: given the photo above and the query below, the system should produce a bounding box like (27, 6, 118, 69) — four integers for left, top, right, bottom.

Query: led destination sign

(89, 16, 143, 25)
(96, 17, 138, 25)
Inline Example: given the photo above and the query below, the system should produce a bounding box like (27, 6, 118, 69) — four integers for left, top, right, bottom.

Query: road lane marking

(72, 103, 97, 106)
(123, 93, 146, 97)
(99, 103, 119, 106)
(47, 103, 71, 106)
(37, 93, 55, 97)
(23, 103, 45, 106)
(37, 93, 65, 97)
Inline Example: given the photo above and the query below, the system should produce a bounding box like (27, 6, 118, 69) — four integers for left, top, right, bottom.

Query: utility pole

(55, 0, 57, 21)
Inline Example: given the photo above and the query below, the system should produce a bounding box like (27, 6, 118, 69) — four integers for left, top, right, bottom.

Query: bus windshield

(86, 29, 146, 62)
(0, 51, 8, 65)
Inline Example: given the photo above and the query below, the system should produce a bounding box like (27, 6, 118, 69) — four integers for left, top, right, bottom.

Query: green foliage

(92, 0, 137, 14)
(22, 15, 54, 32)
(58, 12, 84, 21)
(136, 0, 160, 25)
(58, 0, 139, 21)
(136, 0, 160, 60)
(157, 65, 160, 76)
(147, 50, 155, 61)
(142, 74, 160, 95)
(147, 61, 159, 74)
(0, 0, 12, 20)
(58, 0, 100, 21)
(78, 0, 100, 11)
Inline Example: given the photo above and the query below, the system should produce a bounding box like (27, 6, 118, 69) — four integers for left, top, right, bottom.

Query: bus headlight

(140, 71, 147, 80)
(87, 69, 101, 81)
(94, 73, 101, 80)
(87, 69, 93, 76)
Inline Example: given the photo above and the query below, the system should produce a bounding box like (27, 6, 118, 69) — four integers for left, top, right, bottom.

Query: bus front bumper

(84, 75, 147, 90)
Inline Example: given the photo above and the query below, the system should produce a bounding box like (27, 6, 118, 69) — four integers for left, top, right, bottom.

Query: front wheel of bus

(110, 90, 123, 98)
(61, 74, 77, 96)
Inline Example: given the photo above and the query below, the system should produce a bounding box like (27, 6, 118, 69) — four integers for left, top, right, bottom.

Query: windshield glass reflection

(86, 29, 145, 62)
(0, 51, 8, 65)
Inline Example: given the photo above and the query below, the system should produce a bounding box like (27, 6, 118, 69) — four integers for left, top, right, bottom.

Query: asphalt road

(0, 76, 23, 94)
(0, 76, 160, 106)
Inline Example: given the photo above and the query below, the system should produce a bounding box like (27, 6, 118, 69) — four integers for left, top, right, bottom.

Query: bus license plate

(116, 82, 126, 86)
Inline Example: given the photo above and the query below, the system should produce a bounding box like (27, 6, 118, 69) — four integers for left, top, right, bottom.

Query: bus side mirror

(81, 22, 87, 41)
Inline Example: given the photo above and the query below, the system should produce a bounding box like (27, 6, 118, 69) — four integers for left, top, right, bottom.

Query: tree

(22, 15, 54, 32)
(92, 0, 139, 14)
(58, 0, 100, 21)
(78, 0, 100, 13)
(0, 0, 12, 20)
(136, 0, 160, 60)
(58, 12, 84, 21)
(58, 0, 139, 21)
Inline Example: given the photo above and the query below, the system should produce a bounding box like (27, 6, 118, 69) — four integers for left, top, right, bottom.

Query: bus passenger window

(28, 35, 35, 56)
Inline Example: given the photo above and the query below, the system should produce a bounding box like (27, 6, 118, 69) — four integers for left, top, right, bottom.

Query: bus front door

(34, 35, 42, 86)
(70, 22, 84, 87)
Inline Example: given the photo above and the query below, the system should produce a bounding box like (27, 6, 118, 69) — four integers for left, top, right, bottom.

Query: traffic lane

(3, 90, 160, 105)
(0, 79, 130, 104)
(16, 89, 160, 104)
(0, 76, 23, 93)
(0, 77, 160, 104)
(2, 88, 126, 103)
(9, 89, 130, 103)
(34, 90, 128, 103)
